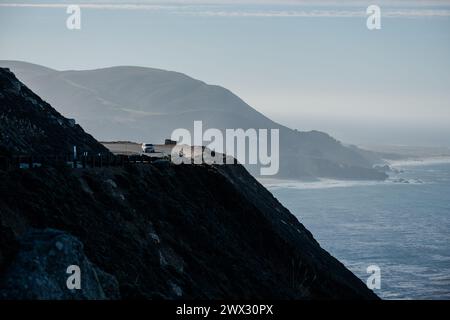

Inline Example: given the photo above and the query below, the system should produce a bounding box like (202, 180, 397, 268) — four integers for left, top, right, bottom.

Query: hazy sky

(1, 0, 450, 146)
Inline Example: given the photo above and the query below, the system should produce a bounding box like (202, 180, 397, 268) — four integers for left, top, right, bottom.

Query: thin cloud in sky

(1, 1, 450, 17)
(182, 9, 450, 18)
(0, 3, 178, 10)
(4, 0, 450, 4)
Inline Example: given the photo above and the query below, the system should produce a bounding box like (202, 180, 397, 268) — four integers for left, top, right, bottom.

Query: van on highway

(142, 143, 155, 153)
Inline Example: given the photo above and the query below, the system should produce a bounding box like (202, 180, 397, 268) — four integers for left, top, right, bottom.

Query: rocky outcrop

(0, 228, 120, 300)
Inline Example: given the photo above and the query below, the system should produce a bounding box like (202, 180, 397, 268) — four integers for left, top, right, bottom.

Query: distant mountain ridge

(0, 60, 385, 180)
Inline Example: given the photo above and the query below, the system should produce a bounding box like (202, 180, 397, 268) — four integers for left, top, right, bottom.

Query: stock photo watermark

(366, 265, 381, 290)
(170, 121, 280, 176)
(66, 265, 81, 290)
(367, 5, 381, 30)
(66, 5, 81, 30)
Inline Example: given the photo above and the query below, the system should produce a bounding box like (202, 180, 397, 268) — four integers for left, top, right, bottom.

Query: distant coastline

(260, 155, 450, 190)
(386, 156, 450, 167)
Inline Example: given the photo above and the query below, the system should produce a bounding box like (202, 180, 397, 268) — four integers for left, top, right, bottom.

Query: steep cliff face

(0, 163, 377, 299)
(0, 68, 377, 299)
(0, 67, 108, 156)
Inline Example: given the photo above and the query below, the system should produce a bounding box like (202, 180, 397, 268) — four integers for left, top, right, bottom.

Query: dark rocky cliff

(0, 163, 378, 299)
(0, 68, 378, 299)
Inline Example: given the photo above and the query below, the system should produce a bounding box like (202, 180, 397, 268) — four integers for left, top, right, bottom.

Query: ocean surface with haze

(264, 160, 450, 299)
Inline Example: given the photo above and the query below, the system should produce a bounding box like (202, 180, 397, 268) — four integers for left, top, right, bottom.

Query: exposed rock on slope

(0, 229, 120, 300)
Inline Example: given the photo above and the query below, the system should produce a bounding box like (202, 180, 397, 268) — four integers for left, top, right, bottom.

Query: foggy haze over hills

(1, 1, 449, 147)
(0, 60, 388, 180)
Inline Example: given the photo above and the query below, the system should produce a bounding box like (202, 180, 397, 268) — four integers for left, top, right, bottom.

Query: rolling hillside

(0, 60, 385, 180)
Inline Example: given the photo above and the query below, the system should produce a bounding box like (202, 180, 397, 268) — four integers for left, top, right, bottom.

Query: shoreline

(259, 157, 450, 190)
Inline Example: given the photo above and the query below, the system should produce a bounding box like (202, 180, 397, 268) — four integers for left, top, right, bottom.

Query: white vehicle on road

(141, 143, 155, 153)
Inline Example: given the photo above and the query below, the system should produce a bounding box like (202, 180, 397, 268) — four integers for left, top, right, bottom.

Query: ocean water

(264, 160, 450, 300)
